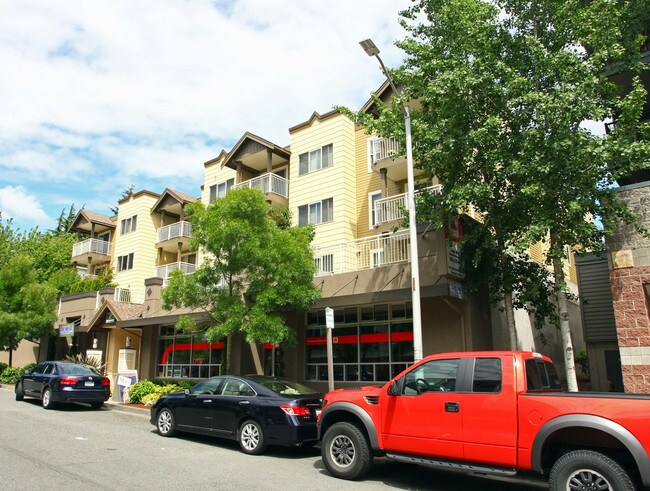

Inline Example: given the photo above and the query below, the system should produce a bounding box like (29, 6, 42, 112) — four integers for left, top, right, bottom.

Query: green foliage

(575, 350, 590, 375)
(0, 366, 26, 384)
(140, 384, 185, 405)
(65, 272, 115, 295)
(153, 379, 196, 390)
(163, 188, 321, 349)
(0, 362, 7, 375)
(128, 380, 158, 404)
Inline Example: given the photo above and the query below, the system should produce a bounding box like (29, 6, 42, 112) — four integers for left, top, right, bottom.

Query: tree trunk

(224, 333, 233, 375)
(500, 251, 518, 350)
(8, 347, 13, 368)
(550, 231, 579, 392)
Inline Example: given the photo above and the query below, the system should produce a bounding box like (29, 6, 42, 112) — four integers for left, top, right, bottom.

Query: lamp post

(360, 38, 423, 362)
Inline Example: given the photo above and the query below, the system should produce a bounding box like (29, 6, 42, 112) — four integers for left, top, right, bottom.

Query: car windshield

(58, 363, 100, 375)
(249, 376, 317, 396)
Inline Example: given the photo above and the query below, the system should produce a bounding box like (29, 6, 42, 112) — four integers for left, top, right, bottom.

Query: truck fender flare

(320, 401, 380, 451)
(531, 414, 650, 486)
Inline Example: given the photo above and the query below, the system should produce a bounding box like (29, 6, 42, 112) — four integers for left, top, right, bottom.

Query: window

(120, 215, 137, 235)
(209, 178, 234, 203)
(298, 198, 333, 226)
(157, 325, 223, 379)
(525, 358, 562, 391)
(369, 191, 382, 227)
(299, 144, 333, 175)
(403, 358, 460, 395)
(367, 138, 382, 171)
(117, 253, 134, 272)
(472, 358, 502, 393)
(305, 302, 414, 383)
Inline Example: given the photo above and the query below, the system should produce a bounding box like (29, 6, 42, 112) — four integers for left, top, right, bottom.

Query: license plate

(85, 381, 94, 387)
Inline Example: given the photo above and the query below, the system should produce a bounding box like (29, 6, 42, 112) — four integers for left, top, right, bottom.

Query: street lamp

(360, 38, 423, 362)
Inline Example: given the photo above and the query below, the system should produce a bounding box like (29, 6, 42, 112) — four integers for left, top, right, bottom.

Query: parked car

(15, 361, 111, 409)
(150, 375, 323, 455)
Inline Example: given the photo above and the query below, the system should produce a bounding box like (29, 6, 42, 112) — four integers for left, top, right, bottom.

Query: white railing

(157, 221, 193, 243)
(155, 261, 197, 287)
(374, 185, 443, 226)
(114, 287, 145, 304)
(232, 174, 288, 199)
(370, 137, 401, 164)
(72, 238, 110, 258)
(313, 230, 411, 276)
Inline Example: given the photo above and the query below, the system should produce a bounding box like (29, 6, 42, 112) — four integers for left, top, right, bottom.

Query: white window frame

(117, 253, 134, 272)
(120, 216, 137, 235)
(367, 137, 382, 172)
(299, 144, 333, 176)
(298, 198, 333, 227)
(368, 191, 382, 228)
(210, 178, 234, 203)
(315, 254, 334, 275)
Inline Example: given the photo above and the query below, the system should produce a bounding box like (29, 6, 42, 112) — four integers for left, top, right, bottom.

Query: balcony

(114, 287, 145, 304)
(155, 261, 197, 286)
(313, 231, 410, 276)
(232, 174, 289, 207)
(156, 221, 193, 253)
(71, 238, 111, 266)
(373, 185, 443, 226)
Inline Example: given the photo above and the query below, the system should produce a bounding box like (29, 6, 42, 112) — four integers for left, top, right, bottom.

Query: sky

(0, 0, 411, 232)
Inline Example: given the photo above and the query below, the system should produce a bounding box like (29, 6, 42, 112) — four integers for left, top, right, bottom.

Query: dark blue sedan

(150, 375, 323, 455)
(15, 361, 111, 409)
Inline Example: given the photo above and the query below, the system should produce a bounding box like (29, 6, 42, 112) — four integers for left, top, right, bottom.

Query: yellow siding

(289, 113, 357, 248)
(202, 158, 237, 205)
(113, 193, 159, 290)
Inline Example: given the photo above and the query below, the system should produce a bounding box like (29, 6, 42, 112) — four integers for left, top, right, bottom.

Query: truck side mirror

(387, 380, 399, 396)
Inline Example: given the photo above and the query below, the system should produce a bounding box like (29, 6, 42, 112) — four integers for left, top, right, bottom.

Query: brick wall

(607, 182, 650, 393)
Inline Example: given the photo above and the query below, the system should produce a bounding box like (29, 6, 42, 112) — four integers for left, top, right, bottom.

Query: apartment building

(48, 82, 583, 394)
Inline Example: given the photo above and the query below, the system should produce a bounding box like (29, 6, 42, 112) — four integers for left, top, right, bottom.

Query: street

(0, 386, 546, 490)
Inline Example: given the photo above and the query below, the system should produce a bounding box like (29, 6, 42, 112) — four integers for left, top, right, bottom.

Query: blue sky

(0, 0, 410, 231)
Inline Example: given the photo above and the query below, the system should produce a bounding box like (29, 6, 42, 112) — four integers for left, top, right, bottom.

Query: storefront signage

(325, 307, 334, 329)
(448, 280, 467, 299)
(446, 241, 465, 279)
(59, 324, 74, 336)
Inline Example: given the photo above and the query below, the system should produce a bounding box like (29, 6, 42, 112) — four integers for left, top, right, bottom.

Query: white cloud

(0, 0, 411, 230)
(0, 185, 50, 227)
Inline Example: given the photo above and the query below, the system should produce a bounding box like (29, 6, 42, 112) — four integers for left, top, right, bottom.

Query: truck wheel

(321, 422, 372, 480)
(549, 449, 636, 491)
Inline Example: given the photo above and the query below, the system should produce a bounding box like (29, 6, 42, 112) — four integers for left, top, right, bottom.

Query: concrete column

(380, 168, 388, 198)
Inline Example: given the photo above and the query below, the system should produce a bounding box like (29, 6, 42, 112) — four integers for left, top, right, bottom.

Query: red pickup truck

(317, 351, 650, 490)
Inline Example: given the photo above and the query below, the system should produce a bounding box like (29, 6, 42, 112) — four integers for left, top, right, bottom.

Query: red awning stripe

(161, 342, 223, 364)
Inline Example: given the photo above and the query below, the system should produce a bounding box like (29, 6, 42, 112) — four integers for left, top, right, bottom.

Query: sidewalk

(0, 383, 149, 415)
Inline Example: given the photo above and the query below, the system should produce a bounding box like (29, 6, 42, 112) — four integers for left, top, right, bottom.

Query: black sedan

(15, 361, 111, 409)
(150, 375, 323, 455)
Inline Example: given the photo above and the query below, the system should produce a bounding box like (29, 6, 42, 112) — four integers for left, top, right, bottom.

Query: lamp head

(359, 39, 380, 57)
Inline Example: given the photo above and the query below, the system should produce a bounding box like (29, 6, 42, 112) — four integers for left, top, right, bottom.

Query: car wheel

(42, 387, 55, 410)
(239, 420, 266, 455)
(90, 401, 103, 410)
(15, 382, 24, 401)
(549, 450, 636, 491)
(321, 422, 372, 480)
(156, 408, 176, 437)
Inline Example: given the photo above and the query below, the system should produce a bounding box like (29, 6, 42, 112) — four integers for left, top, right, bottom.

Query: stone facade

(607, 182, 650, 393)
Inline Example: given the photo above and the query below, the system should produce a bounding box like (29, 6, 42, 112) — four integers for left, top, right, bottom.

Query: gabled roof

(360, 79, 394, 115)
(68, 209, 116, 233)
(288, 110, 340, 134)
(86, 299, 144, 330)
(151, 188, 199, 212)
(204, 149, 228, 168)
(221, 132, 291, 169)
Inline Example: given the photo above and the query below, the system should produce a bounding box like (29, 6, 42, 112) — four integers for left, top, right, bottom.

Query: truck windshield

(525, 359, 562, 391)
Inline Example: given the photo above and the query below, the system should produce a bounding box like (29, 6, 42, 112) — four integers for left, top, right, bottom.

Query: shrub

(128, 380, 157, 404)
(0, 362, 7, 375)
(0, 367, 24, 384)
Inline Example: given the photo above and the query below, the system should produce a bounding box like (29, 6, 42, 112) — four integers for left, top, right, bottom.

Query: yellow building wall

(202, 158, 237, 205)
(113, 193, 159, 290)
(289, 113, 357, 248)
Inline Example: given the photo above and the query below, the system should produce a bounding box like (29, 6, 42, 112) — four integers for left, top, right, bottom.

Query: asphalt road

(0, 385, 547, 490)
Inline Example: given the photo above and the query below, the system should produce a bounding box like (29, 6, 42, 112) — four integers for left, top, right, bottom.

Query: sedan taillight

(280, 404, 311, 417)
(100, 378, 110, 386)
(60, 377, 78, 385)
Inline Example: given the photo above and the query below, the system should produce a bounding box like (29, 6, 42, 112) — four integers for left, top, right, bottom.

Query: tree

(357, 0, 648, 390)
(50, 204, 77, 235)
(0, 255, 57, 366)
(162, 188, 321, 373)
(109, 184, 135, 215)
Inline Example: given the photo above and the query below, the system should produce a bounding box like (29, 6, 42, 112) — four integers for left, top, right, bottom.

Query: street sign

(325, 307, 334, 329)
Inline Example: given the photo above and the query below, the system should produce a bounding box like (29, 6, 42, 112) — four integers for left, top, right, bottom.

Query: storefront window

(305, 302, 414, 382)
(157, 326, 223, 379)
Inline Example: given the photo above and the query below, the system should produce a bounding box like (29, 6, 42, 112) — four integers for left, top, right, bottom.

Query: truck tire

(321, 422, 372, 480)
(549, 449, 636, 491)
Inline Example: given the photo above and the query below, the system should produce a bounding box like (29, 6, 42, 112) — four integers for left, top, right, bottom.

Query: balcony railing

(232, 174, 288, 199)
(157, 221, 193, 243)
(72, 238, 110, 258)
(114, 287, 145, 304)
(313, 231, 410, 276)
(155, 261, 197, 287)
(370, 137, 401, 164)
(374, 185, 443, 226)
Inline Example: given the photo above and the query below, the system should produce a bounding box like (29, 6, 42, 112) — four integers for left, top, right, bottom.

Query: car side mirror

(24, 370, 31, 376)
(387, 380, 399, 396)
(184, 388, 190, 396)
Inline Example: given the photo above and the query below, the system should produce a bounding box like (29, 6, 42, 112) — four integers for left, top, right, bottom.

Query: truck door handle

(445, 402, 460, 412)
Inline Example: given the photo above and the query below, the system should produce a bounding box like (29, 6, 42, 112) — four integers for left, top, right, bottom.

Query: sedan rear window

(58, 363, 100, 375)
(249, 377, 317, 396)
